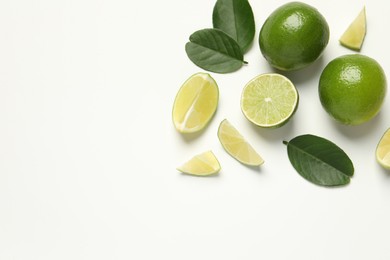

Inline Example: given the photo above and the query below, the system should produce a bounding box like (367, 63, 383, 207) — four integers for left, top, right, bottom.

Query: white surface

(0, 0, 389, 259)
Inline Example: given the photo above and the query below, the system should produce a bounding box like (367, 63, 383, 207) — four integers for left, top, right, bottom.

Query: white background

(0, 0, 389, 259)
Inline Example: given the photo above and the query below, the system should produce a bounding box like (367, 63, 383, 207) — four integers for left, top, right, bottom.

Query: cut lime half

(218, 119, 264, 166)
(177, 151, 221, 176)
(172, 73, 219, 133)
(241, 73, 299, 128)
(376, 128, 390, 170)
(339, 7, 366, 51)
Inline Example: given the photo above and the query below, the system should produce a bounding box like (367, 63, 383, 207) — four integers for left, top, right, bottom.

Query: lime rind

(218, 119, 264, 166)
(241, 73, 299, 128)
(259, 2, 330, 71)
(318, 54, 386, 125)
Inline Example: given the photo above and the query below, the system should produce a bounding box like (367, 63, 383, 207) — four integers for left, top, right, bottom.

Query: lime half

(218, 119, 264, 166)
(339, 7, 366, 51)
(177, 151, 221, 176)
(241, 73, 299, 128)
(376, 128, 390, 170)
(172, 73, 219, 133)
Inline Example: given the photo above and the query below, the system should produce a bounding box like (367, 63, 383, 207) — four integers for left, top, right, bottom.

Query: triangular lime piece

(177, 151, 221, 176)
(218, 119, 264, 166)
(339, 7, 366, 51)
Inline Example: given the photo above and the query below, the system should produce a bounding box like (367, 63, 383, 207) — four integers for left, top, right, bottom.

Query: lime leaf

(212, 0, 255, 53)
(185, 28, 246, 73)
(283, 135, 354, 187)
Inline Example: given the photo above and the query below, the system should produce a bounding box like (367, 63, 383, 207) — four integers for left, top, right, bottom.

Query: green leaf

(212, 0, 255, 53)
(185, 28, 246, 73)
(283, 134, 354, 187)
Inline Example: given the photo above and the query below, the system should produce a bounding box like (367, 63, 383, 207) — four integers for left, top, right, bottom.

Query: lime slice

(177, 151, 221, 176)
(339, 7, 366, 51)
(218, 119, 264, 166)
(376, 128, 390, 170)
(241, 73, 299, 128)
(172, 73, 219, 133)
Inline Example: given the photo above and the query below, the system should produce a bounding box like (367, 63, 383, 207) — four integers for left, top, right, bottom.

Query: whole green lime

(259, 2, 330, 71)
(319, 54, 387, 125)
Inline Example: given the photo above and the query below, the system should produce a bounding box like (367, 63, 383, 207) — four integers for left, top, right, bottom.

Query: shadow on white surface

(270, 55, 327, 86)
(246, 117, 296, 144)
(379, 167, 390, 178)
(176, 130, 206, 143)
(330, 111, 384, 139)
(179, 172, 221, 178)
(239, 163, 263, 174)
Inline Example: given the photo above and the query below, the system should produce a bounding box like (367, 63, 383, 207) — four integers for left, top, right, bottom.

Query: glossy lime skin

(319, 54, 387, 125)
(259, 2, 330, 71)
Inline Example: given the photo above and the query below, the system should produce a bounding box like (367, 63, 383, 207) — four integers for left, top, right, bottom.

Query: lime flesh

(376, 128, 390, 170)
(218, 119, 264, 166)
(177, 151, 221, 176)
(241, 73, 299, 128)
(339, 7, 366, 51)
(172, 73, 219, 133)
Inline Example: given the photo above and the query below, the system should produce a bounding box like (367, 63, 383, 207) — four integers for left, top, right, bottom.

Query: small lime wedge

(376, 128, 390, 170)
(339, 7, 366, 51)
(241, 73, 299, 128)
(177, 151, 221, 176)
(172, 73, 219, 133)
(218, 119, 264, 166)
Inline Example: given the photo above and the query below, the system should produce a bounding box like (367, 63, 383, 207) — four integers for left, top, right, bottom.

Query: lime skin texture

(259, 2, 330, 71)
(319, 54, 387, 125)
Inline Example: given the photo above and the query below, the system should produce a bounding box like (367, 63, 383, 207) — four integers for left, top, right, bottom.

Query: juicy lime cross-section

(172, 73, 219, 133)
(241, 73, 299, 128)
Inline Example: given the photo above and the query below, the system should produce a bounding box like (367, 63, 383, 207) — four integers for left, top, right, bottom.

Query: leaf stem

(282, 140, 289, 145)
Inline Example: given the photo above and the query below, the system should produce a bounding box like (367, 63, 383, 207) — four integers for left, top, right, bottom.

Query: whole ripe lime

(319, 54, 387, 125)
(259, 2, 330, 71)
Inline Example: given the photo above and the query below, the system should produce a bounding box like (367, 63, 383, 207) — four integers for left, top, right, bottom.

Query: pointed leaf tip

(186, 28, 245, 73)
(285, 134, 354, 187)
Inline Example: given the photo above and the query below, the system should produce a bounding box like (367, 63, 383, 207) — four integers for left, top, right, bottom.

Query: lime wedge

(339, 7, 366, 51)
(172, 73, 219, 133)
(218, 119, 264, 166)
(241, 73, 299, 128)
(376, 128, 390, 170)
(177, 151, 221, 176)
